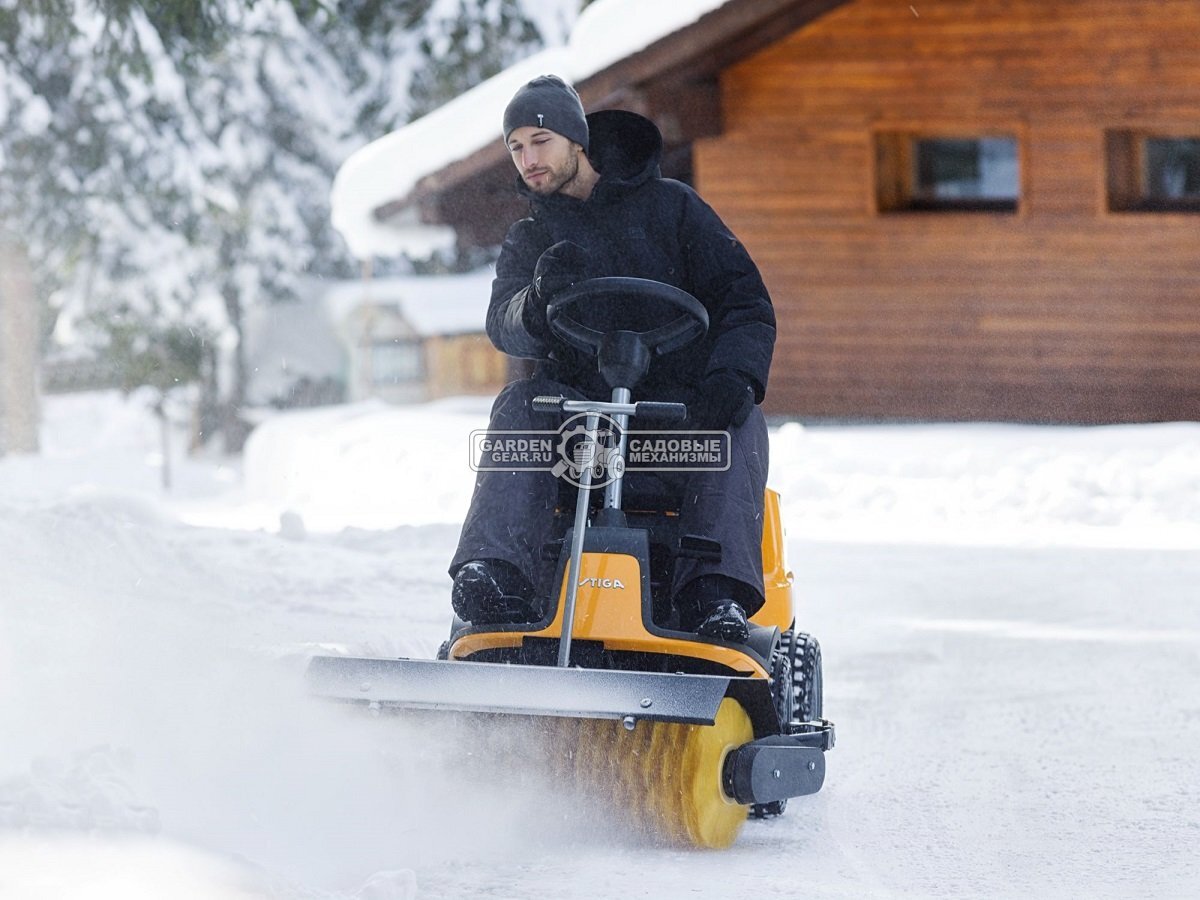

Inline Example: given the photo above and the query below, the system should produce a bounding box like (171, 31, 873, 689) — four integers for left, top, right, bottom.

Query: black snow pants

(449, 376, 770, 613)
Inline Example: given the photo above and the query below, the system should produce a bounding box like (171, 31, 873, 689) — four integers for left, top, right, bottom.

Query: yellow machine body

(752, 488, 795, 632)
(449, 488, 794, 681)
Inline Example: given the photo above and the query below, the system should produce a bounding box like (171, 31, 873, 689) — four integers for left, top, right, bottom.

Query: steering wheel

(546, 277, 708, 359)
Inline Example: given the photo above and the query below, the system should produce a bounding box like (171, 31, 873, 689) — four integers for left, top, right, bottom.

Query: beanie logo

(537, 114, 544, 127)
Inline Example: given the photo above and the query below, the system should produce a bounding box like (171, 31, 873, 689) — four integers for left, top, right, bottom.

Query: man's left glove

(687, 370, 756, 432)
(522, 240, 589, 337)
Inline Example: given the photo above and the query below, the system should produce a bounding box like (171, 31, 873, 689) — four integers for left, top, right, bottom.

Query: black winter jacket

(487, 109, 775, 404)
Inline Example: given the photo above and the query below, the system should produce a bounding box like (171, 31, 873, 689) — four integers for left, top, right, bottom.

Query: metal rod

(605, 387, 631, 510)
(557, 411, 598, 668)
(559, 398, 636, 416)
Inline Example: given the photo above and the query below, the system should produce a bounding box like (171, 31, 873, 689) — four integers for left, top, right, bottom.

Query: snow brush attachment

(306, 656, 832, 849)
(554, 696, 755, 848)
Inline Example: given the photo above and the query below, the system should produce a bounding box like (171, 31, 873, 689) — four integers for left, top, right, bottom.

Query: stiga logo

(578, 576, 625, 589)
(470, 412, 731, 489)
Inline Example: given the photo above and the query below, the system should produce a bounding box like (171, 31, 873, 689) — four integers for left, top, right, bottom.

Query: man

(449, 75, 775, 643)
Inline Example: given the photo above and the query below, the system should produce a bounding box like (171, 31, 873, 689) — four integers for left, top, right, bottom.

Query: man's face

(507, 126, 581, 195)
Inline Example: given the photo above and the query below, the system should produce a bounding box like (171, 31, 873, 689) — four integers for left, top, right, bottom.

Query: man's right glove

(686, 370, 756, 432)
(522, 240, 589, 337)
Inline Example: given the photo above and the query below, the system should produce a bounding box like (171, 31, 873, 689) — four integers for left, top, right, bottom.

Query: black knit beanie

(502, 75, 589, 152)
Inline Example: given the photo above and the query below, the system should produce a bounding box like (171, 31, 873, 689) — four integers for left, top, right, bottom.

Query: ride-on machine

(306, 278, 834, 848)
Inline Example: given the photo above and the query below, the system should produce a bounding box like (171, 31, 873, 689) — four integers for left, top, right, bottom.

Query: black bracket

(723, 735, 827, 805)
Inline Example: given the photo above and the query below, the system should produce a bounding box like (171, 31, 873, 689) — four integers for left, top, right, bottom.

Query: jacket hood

(585, 109, 662, 191)
(515, 109, 663, 205)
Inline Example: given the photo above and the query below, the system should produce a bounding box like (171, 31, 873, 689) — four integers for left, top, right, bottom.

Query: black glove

(687, 371, 755, 431)
(521, 240, 589, 336)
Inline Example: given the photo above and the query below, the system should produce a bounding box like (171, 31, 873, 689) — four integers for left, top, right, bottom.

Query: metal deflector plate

(306, 655, 733, 725)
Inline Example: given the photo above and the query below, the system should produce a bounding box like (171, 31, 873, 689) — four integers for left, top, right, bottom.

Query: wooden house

(327, 272, 508, 404)
(244, 272, 507, 407)
(346, 0, 1200, 423)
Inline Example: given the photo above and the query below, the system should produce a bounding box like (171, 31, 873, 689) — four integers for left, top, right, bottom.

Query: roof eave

(376, 0, 851, 234)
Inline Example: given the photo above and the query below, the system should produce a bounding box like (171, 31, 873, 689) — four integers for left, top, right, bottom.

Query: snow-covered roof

(330, 0, 735, 259)
(322, 268, 495, 337)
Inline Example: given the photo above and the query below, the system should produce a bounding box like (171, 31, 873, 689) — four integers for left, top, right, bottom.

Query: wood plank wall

(426, 334, 509, 398)
(695, 0, 1200, 422)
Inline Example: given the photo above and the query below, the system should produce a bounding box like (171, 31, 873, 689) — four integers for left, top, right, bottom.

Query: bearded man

(449, 75, 776, 644)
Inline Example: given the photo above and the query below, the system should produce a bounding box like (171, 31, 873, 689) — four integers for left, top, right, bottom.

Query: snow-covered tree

(98, 304, 211, 488)
(1, 0, 370, 450)
(1, 0, 574, 454)
(408, 0, 541, 119)
(169, 2, 366, 447)
(0, 1, 235, 453)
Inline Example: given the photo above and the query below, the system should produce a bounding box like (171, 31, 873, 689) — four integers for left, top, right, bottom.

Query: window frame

(873, 127, 1025, 215)
(369, 336, 425, 387)
(1106, 129, 1200, 213)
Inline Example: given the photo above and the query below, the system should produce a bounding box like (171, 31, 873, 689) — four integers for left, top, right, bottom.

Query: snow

(321, 269, 496, 338)
(566, 0, 734, 77)
(330, 0, 736, 259)
(0, 836, 265, 899)
(2, 389, 1199, 898)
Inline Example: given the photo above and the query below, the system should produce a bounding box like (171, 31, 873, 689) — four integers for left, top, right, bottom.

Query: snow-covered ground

(2, 390, 1198, 899)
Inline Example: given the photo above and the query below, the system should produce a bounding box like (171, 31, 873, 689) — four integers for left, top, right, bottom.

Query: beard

(525, 150, 580, 195)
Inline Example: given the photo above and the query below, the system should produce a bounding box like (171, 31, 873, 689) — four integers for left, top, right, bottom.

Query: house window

(370, 338, 423, 385)
(1107, 131, 1200, 212)
(876, 133, 1020, 212)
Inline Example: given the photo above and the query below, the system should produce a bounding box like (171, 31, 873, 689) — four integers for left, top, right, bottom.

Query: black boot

(677, 574, 751, 643)
(451, 559, 542, 625)
(694, 600, 750, 643)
